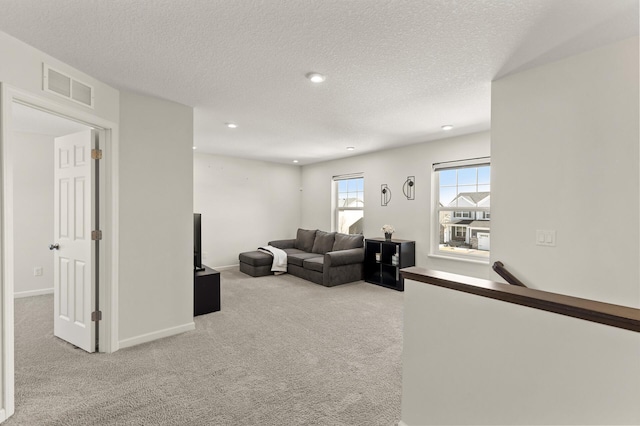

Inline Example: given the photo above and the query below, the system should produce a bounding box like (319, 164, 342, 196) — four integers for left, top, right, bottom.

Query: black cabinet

(194, 265, 220, 316)
(364, 238, 415, 291)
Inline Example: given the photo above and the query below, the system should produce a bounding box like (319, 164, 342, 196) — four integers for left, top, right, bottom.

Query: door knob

(49, 244, 60, 250)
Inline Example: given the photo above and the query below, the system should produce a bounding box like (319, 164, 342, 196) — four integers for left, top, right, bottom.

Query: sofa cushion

(311, 230, 336, 254)
(332, 233, 364, 251)
(294, 228, 317, 252)
(288, 252, 322, 267)
(283, 248, 307, 256)
(303, 257, 324, 273)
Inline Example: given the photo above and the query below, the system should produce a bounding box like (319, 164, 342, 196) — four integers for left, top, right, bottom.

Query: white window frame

(453, 211, 472, 219)
(332, 173, 364, 234)
(432, 157, 490, 262)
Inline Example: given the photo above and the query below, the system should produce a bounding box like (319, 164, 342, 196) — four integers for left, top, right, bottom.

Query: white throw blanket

(258, 245, 287, 275)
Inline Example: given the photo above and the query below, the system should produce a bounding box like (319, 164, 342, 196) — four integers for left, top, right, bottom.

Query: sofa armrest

(325, 248, 364, 267)
(268, 239, 296, 249)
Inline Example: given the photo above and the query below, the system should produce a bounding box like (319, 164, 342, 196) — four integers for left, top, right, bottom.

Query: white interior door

(53, 129, 96, 353)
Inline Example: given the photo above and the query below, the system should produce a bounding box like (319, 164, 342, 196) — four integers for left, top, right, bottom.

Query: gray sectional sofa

(239, 228, 365, 287)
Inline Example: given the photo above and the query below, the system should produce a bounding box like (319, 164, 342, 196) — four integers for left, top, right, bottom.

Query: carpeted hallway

(7, 268, 403, 425)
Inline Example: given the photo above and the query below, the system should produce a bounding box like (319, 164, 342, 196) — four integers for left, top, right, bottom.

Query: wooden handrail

(400, 266, 640, 333)
(492, 261, 527, 287)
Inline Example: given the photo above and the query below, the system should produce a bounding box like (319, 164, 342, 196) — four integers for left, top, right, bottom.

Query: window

(333, 175, 364, 234)
(453, 226, 467, 238)
(453, 211, 471, 219)
(434, 158, 490, 260)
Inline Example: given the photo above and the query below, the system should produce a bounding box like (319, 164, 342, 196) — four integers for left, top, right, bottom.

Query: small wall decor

(381, 184, 391, 206)
(403, 176, 415, 200)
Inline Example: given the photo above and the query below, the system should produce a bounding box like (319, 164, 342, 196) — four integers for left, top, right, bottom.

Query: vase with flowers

(382, 224, 395, 241)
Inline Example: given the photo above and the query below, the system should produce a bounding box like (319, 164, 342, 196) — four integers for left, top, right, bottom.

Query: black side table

(194, 265, 221, 316)
(364, 238, 415, 291)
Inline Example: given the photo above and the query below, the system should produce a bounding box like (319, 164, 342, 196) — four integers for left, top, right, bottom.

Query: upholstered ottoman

(239, 250, 273, 277)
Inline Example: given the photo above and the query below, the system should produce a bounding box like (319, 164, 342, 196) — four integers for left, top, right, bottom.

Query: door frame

(0, 83, 119, 418)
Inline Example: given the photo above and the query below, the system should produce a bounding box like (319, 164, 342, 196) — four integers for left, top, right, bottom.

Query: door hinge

(91, 230, 102, 241)
(91, 149, 103, 160)
(91, 310, 102, 322)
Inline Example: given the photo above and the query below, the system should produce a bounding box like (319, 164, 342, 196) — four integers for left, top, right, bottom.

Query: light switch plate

(536, 230, 556, 247)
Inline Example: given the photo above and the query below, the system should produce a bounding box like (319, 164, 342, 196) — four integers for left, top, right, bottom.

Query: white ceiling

(0, 0, 637, 165)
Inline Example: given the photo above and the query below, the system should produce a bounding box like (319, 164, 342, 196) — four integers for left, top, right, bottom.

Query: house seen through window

(334, 175, 364, 234)
(434, 158, 490, 259)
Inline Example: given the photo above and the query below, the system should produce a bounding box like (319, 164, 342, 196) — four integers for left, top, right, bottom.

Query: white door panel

(53, 130, 96, 353)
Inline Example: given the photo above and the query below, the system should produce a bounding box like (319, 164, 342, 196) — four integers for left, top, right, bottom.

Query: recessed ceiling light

(306, 72, 326, 83)
(226, 122, 238, 129)
(192, 146, 197, 150)
(293, 160, 299, 163)
(346, 146, 355, 151)
(441, 124, 453, 131)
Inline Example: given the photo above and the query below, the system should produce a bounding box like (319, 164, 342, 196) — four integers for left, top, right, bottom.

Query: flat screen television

(194, 213, 205, 271)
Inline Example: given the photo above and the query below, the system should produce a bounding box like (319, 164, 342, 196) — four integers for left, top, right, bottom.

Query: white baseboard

(14, 288, 54, 299)
(210, 263, 238, 271)
(397, 421, 408, 426)
(118, 322, 195, 350)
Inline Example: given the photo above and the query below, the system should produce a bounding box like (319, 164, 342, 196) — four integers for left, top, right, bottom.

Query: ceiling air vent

(43, 64, 94, 108)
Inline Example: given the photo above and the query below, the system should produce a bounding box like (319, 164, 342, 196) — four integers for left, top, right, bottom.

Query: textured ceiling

(0, 0, 637, 164)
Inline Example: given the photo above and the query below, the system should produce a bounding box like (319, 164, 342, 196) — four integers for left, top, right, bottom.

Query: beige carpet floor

(6, 268, 403, 425)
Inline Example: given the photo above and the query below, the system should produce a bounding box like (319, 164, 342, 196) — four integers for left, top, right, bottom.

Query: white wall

(400, 278, 640, 425)
(12, 132, 54, 297)
(0, 29, 201, 352)
(491, 37, 639, 307)
(193, 153, 301, 268)
(0, 31, 119, 123)
(400, 36, 640, 426)
(301, 132, 492, 279)
(0, 29, 121, 420)
(118, 91, 194, 347)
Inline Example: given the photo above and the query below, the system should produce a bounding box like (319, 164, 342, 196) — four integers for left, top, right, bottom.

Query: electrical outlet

(536, 230, 556, 247)
(33, 267, 43, 276)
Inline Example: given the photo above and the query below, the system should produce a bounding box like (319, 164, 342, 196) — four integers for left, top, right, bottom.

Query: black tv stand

(194, 265, 220, 316)
(194, 266, 206, 272)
